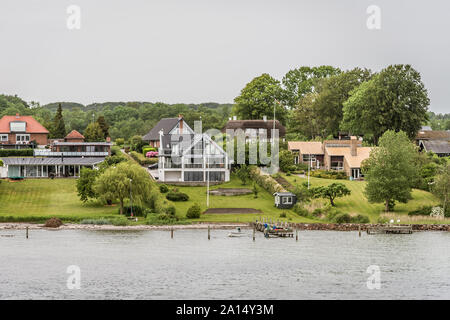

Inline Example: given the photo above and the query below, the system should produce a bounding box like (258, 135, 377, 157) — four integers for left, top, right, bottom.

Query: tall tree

(282, 66, 341, 109)
(96, 115, 110, 139)
(313, 68, 372, 137)
(51, 103, 66, 138)
(341, 64, 429, 144)
(432, 163, 450, 214)
(233, 73, 286, 123)
(363, 130, 418, 212)
(84, 122, 105, 142)
(93, 162, 153, 214)
(290, 92, 322, 139)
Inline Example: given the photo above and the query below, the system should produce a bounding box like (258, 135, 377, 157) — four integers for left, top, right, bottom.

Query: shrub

(334, 213, 352, 224)
(142, 146, 157, 155)
(130, 151, 158, 165)
(146, 151, 159, 158)
(159, 184, 169, 193)
(312, 208, 323, 217)
(408, 206, 433, 216)
(0, 149, 33, 157)
(279, 212, 287, 218)
(293, 204, 310, 217)
(166, 191, 189, 202)
(377, 217, 389, 224)
(164, 204, 177, 217)
(249, 166, 284, 194)
(351, 214, 370, 223)
(310, 169, 347, 180)
(186, 203, 202, 219)
(110, 217, 130, 226)
(115, 138, 125, 146)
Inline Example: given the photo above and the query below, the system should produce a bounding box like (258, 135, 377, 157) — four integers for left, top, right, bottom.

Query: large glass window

(184, 171, 204, 181)
(207, 172, 225, 182)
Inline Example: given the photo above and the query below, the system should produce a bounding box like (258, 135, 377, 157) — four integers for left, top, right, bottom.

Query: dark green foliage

(159, 184, 169, 193)
(121, 205, 145, 217)
(76, 168, 99, 202)
(96, 116, 110, 139)
(186, 203, 202, 219)
(310, 170, 347, 179)
(130, 151, 158, 165)
(352, 214, 370, 223)
(293, 204, 310, 217)
(51, 104, 66, 138)
(0, 149, 33, 157)
(279, 150, 295, 172)
(334, 213, 352, 224)
(235, 164, 250, 185)
(408, 206, 433, 216)
(166, 191, 189, 202)
(311, 183, 351, 206)
(84, 122, 105, 142)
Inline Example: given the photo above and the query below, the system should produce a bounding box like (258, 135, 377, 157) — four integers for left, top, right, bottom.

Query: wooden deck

(367, 225, 413, 234)
(252, 220, 294, 238)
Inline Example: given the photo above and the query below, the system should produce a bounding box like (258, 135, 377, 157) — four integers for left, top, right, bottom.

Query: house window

(184, 171, 204, 182)
(207, 172, 225, 182)
(302, 154, 316, 162)
(0, 134, 8, 142)
(282, 197, 292, 204)
(16, 134, 30, 143)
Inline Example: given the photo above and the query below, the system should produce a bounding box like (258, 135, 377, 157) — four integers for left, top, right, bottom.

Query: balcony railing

(34, 150, 109, 157)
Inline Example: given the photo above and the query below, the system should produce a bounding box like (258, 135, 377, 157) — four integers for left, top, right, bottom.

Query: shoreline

(0, 222, 449, 231)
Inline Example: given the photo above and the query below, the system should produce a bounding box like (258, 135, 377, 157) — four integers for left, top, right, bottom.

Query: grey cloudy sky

(0, 0, 449, 113)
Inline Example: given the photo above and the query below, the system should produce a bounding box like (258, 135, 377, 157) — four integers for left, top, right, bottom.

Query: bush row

(249, 166, 285, 194)
(310, 169, 347, 180)
(129, 151, 158, 165)
(0, 149, 34, 157)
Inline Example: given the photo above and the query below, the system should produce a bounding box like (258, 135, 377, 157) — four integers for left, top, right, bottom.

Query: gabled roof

(65, 130, 85, 140)
(288, 141, 324, 155)
(416, 130, 450, 141)
(222, 120, 286, 137)
(142, 118, 180, 141)
(421, 140, 450, 154)
(325, 146, 374, 168)
(0, 115, 49, 134)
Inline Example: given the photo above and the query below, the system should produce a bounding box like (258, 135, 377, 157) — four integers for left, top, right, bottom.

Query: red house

(0, 113, 49, 148)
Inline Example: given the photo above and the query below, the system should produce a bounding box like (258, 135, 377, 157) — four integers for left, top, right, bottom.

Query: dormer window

(10, 121, 26, 132)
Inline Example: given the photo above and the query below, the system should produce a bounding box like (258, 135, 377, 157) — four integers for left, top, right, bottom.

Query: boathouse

(273, 192, 297, 209)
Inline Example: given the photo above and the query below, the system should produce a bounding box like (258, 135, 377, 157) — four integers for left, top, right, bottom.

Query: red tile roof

(65, 130, 85, 140)
(0, 114, 49, 134)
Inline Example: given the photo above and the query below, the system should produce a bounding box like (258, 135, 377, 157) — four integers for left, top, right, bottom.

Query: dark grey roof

(53, 142, 112, 146)
(1, 157, 105, 166)
(422, 140, 450, 154)
(273, 192, 296, 196)
(142, 118, 179, 141)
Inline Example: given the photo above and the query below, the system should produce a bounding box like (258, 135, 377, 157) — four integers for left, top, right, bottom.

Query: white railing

(34, 150, 109, 157)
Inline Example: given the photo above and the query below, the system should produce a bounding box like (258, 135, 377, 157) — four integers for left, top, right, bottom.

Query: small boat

(228, 227, 247, 237)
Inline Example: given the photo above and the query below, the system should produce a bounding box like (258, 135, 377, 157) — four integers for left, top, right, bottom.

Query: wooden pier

(367, 225, 413, 235)
(252, 221, 294, 238)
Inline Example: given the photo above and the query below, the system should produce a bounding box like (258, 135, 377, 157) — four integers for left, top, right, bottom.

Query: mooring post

(358, 225, 361, 237)
(26, 226, 29, 239)
(208, 225, 210, 240)
(171, 228, 174, 239)
(295, 227, 298, 241)
(253, 227, 255, 241)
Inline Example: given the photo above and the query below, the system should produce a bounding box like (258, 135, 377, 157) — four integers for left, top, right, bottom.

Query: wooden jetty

(252, 221, 294, 238)
(367, 225, 413, 235)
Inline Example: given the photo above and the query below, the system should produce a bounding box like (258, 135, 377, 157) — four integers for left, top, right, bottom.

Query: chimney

(350, 136, 357, 156)
(106, 137, 111, 142)
(263, 115, 267, 122)
(16, 113, 20, 118)
(233, 116, 237, 121)
(179, 115, 183, 133)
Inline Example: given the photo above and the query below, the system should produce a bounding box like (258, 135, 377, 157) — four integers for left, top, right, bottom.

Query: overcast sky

(0, 0, 449, 113)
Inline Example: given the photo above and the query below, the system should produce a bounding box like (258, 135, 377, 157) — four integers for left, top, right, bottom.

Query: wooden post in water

(253, 227, 255, 241)
(171, 228, 174, 239)
(26, 227, 29, 239)
(295, 227, 298, 241)
(208, 225, 210, 240)
(358, 225, 361, 237)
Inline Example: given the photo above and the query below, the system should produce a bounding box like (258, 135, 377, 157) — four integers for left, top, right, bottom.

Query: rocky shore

(0, 222, 448, 232)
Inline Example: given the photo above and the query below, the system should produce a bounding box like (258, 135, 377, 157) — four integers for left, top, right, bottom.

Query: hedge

(130, 151, 158, 165)
(310, 169, 347, 180)
(249, 166, 285, 194)
(0, 149, 33, 157)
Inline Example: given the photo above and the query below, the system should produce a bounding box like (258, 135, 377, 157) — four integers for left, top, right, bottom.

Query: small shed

(273, 192, 297, 209)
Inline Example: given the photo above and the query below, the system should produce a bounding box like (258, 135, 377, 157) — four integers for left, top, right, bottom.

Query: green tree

(96, 116, 110, 139)
(233, 73, 286, 123)
(76, 167, 99, 202)
(289, 92, 321, 139)
(93, 162, 153, 215)
(84, 122, 105, 142)
(432, 163, 450, 214)
(130, 135, 146, 153)
(363, 130, 418, 212)
(51, 103, 66, 138)
(282, 66, 341, 108)
(341, 65, 429, 144)
(186, 203, 202, 219)
(235, 164, 250, 185)
(279, 150, 295, 172)
(311, 183, 351, 206)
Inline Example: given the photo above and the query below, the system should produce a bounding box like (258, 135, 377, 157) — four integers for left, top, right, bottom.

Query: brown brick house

(0, 114, 49, 148)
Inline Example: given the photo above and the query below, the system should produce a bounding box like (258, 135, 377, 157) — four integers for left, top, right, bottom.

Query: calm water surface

(0, 229, 449, 299)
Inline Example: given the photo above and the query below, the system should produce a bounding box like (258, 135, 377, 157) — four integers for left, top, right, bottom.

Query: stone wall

(288, 223, 450, 231)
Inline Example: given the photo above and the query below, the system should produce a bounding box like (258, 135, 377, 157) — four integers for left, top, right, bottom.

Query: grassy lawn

(281, 173, 442, 223)
(165, 175, 316, 223)
(0, 179, 118, 222)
